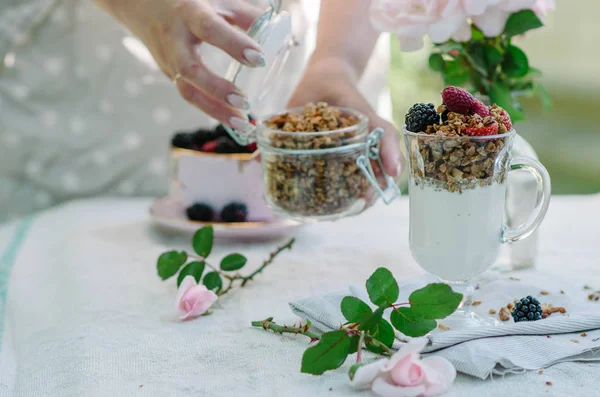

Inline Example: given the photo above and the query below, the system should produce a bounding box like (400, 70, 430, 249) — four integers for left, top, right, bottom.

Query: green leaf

(534, 81, 552, 111)
(301, 330, 350, 375)
(408, 283, 463, 320)
(177, 261, 205, 287)
(467, 43, 488, 76)
(349, 362, 364, 381)
(434, 41, 463, 53)
(504, 10, 544, 38)
(470, 25, 485, 41)
(341, 297, 373, 324)
(358, 306, 386, 331)
(366, 319, 395, 354)
(428, 53, 445, 72)
(366, 268, 399, 306)
(203, 271, 222, 292)
(220, 253, 247, 271)
(485, 45, 504, 67)
(348, 334, 361, 355)
(157, 251, 187, 280)
(502, 45, 529, 78)
(390, 307, 437, 337)
(443, 59, 470, 86)
(489, 82, 524, 121)
(192, 226, 214, 258)
(528, 67, 543, 78)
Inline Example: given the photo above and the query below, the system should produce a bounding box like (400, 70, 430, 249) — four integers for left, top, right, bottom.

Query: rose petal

(372, 377, 427, 397)
(389, 356, 426, 387)
(180, 286, 218, 321)
(472, 7, 511, 37)
(452, 20, 472, 42)
(382, 338, 429, 372)
(499, 0, 537, 12)
(421, 356, 457, 396)
(428, 14, 467, 43)
(440, 0, 462, 19)
(462, 0, 490, 16)
(350, 359, 388, 390)
(175, 276, 197, 312)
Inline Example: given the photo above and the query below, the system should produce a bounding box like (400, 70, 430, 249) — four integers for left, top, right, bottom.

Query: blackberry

(405, 103, 439, 132)
(221, 202, 248, 222)
(215, 137, 247, 154)
(172, 132, 196, 149)
(214, 124, 229, 138)
(193, 128, 221, 147)
(186, 203, 215, 222)
(512, 296, 543, 322)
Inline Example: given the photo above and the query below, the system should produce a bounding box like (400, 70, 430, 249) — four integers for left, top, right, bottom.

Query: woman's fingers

(182, 1, 265, 67)
(374, 117, 404, 178)
(172, 40, 250, 110)
(176, 79, 251, 129)
(214, 0, 264, 31)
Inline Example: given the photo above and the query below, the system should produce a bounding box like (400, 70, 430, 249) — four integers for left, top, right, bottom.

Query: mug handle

(356, 128, 401, 205)
(502, 156, 551, 243)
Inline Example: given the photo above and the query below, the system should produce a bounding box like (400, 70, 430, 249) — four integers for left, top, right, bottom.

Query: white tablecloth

(0, 194, 599, 397)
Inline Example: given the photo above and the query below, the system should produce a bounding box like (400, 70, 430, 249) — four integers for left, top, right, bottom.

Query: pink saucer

(150, 196, 301, 242)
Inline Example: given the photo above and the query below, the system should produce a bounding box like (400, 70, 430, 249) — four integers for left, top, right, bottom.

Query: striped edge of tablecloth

(0, 215, 35, 348)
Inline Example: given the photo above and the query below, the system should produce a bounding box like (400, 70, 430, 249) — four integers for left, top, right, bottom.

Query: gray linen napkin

(289, 276, 600, 379)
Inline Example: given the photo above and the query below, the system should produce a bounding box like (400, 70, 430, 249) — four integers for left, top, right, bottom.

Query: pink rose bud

(176, 276, 218, 321)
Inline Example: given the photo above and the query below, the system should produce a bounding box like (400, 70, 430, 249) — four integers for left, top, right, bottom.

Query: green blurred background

(389, 7, 600, 195)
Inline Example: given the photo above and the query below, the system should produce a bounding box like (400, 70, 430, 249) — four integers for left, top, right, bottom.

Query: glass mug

(403, 127, 551, 325)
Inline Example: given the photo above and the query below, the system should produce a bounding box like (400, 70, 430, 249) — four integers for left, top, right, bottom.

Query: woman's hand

(95, 0, 263, 130)
(288, 58, 403, 177)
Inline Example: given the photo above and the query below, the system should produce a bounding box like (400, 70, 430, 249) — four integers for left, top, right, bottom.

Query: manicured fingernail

(229, 117, 252, 131)
(242, 48, 266, 67)
(226, 93, 250, 110)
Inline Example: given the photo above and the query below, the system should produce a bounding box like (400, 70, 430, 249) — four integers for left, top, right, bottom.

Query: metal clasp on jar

(356, 128, 401, 205)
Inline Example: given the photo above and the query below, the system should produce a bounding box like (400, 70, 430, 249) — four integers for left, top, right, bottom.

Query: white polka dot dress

(0, 0, 336, 224)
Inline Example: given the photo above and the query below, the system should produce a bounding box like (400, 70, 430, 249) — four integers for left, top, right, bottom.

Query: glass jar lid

(224, 0, 294, 145)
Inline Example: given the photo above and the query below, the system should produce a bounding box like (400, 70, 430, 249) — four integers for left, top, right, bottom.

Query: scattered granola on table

(499, 306, 511, 321)
(262, 102, 371, 217)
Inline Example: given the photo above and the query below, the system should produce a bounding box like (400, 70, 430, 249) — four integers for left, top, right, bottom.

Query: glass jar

(220, 2, 400, 222)
(256, 107, 399, 221)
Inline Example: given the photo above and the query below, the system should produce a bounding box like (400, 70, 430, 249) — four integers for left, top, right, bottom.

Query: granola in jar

(261, 102, 372, 218)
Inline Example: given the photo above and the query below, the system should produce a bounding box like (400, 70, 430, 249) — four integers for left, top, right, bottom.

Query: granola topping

(407, 102, 512, 193)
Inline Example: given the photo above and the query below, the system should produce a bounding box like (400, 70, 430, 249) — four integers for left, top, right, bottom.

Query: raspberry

(464, 121, 499, 137)
(405, 103, 439, 132)
(512, 296, 543, 322)
(441, 86, 475, 114)
(246, 143, 258, 153)
(472, 100, 490, 117)
(221, 202, 248, 222)
(186, 203, 215, 222)
(200, 140, 218, 153)
(499, 109, 513, 131)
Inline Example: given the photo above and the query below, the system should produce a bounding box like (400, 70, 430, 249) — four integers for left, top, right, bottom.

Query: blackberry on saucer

(186, 203, 215, 222)
(221, 202, 248, 222)
(214, 137, 247, 154)
(172, 132, 196, 149)
(405, 103, 440, 132)
(512, 296, 543, 322)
